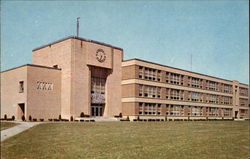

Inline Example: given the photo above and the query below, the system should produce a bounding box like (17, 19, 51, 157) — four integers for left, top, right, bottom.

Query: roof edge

(1, 64, 61, 73)
(123, 58, 249, 86)
(32, 36, 123, 51)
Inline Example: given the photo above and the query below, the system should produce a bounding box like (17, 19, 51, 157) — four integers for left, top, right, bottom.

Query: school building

(1, 36, 249, 121)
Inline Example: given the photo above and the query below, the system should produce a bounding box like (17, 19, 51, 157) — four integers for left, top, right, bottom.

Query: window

(144, 103, 157, 115)
(208, 81, 216, 90)
(240, 98, 248, 107)
(191, 107, 200, 116)
(139, 85, 143, 97)
(208, 94, 217, 103)
(223, 84, 229, 93)
(157, 87, 161, 98)
(144, 67, 157, 81)
(166, 72, 169, 83)
(191, 77, 200, 88)
(171, 105, 181, 116)
(139, 66, 143, 79)
(209, 107, 218, 116)
(157, 104, 161, 115)
(170, 89, 180, 100)
(191, 92, 199, 101)
(222, 96, 230, 105)
(19, 81, 24, 93)
(144, 85, 156, 98)
(224, 109, 231, 117)
(139, 103, 143, 115)
(170, 73, 180, 84)
(239, 87, 248, 96)
(157, 70, 161, 81)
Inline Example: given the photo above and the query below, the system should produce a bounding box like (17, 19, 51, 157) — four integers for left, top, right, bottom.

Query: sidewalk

(1, 122, 41, 142)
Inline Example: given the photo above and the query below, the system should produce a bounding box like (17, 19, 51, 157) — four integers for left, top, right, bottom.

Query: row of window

(91, 77, 106, 94)
(138, 103, 234, 117)
(240, 98, 249, 107)
(19, 81, 54, 93)
(138, 66, 248, 96)
(138, 85, 233, 105)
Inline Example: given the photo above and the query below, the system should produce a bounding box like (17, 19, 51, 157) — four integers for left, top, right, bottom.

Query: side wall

(27, 66, 61, 120)
(1, 67, 27, 119)
(32, 39, 72, 118)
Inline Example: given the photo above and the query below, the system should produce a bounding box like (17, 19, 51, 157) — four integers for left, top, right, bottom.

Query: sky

(1, 0, 249, 84)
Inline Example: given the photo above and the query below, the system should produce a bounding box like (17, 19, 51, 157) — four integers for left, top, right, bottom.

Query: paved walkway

(1, 122, 41, 142)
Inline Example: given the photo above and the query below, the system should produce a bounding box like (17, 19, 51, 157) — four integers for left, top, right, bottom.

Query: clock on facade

(96, 49, 106, 63)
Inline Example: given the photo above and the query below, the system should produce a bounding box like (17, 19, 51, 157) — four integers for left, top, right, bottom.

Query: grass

(1, 121, 249, 159)
(0, 122, 19, 131)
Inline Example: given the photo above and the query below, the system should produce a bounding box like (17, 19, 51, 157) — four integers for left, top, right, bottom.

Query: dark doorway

(91, 104, 104, 117)
(18, 103, 25, 120)
(234, 111, 238, 118)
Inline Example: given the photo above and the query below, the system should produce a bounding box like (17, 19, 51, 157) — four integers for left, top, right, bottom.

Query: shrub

(48, 119, 53, 121)
(4, 114, 7, 120)
(59, 115, 62, 120)
(39, 119, 44, 122)
(119, 113, 122, 118)
(33, 118, 37, 122)
(80, 112, 84, 117)
(29, 115, 32, 121)
(21, 115, 25, 121)
(137, 116, 140, 121)
(70, 116, 73, 121)
(12, 116, 15, 121)
(126, 116, 130, 121)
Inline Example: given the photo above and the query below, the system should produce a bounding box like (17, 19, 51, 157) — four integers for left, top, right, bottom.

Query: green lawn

(0, 122, 19, 131)
(1, 121, 249, 159)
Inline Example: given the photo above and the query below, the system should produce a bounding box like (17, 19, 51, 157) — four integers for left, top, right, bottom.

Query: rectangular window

(191, 92, 199, 101)
(144, 85, 156, 98)
(19, 81, 24, 93)
(166, 72, 169, 83)
(139, 66, 143, 79)
(170, 73, 180, 85)
(157, 70, 161, 81)
(170, 89, 180, 100)
(191, 77, 200, 88)
(208, 81, 217, 91)
(139, 85, 143, 97)
(223, 84, 229, 93)
(191, 107, 200, 116)
(157, 87, 161, 98)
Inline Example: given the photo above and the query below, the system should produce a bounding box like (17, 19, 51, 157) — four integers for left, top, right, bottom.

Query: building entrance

(90, 66, 108, 117)
(18, 103, 25, 120)
(91, 104, 105, 117)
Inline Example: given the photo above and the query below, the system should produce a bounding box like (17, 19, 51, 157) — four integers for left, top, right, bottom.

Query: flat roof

(1, 64, 61, 73)
(123, 58, 249, 86)
(32, 36, 123, 51)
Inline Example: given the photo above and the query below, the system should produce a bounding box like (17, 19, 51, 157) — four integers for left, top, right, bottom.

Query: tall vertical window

(139, 66, 143, 79)
(223, 84, 229, 93)
(19, 81, 24, 93)
(157, 70, 161, 81)
(139, 85, 143, 97)
(157, 87, 161, 98)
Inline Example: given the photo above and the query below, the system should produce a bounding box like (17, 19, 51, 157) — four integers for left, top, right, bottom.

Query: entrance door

(234, 111, 238, 118)
(18, 103, 25, 120)
(91, 104, 104, 117)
